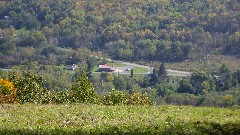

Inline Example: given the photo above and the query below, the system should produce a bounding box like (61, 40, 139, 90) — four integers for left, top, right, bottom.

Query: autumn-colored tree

(0, 78, 18, 103)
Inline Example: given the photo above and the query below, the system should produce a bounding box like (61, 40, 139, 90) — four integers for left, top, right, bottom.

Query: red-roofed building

(98, 65, 116, 72)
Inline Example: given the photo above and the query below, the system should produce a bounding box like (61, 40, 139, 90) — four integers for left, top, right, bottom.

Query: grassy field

(107, 62, 126, 67)
(151, 55, 240, 72)
(1, 104, 240, 135)
(92, 66, 99, 72)
(131, 67, 149, 74)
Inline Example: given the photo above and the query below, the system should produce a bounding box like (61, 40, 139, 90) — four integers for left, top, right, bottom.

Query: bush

(71, 71, 98, 103)
(51, 90, 73, 104)
(127, 91, 151, 105)
(0, 78, 19, 103)
(103, 89, 127, 105)
(10, 72, 50, 104)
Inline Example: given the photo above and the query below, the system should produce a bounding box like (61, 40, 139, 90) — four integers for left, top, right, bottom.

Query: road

(1, 58, 191, 77)
(0, 68, 12, 71)
(108, 59, 192, 76)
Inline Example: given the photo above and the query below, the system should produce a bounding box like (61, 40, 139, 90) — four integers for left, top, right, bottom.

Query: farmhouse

(98, 65, 116, 72)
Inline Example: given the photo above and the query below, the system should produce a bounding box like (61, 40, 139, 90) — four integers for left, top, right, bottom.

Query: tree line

(1, 62, 240, 107)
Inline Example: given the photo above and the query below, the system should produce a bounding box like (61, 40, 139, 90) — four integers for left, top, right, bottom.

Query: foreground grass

(0, 104, 240, 135)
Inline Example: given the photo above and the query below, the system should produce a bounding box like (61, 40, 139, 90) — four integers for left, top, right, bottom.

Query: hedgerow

(2, 72, 152, 105)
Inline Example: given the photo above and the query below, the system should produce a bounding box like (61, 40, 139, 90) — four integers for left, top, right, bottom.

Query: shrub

(71, 71, 98, 103)
(11, 72, 50, 104)
(103, 89, 127, 105)
(127, 91, 151, 105)
(51, 90, 73, 104)
(0, 78, 18, 103)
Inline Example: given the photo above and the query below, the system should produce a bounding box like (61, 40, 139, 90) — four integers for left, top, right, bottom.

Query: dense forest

(0, 0, 239, 66)
(0, 0, 240, 107)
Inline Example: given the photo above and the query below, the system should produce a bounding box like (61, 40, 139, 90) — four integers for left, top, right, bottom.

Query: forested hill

(0, 0, 239, 67)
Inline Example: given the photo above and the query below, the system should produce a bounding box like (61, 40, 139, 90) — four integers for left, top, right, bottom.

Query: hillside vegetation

(1, 1, 240, 133)
(0, 0, 239, 67)
(1, 104, 240, 135)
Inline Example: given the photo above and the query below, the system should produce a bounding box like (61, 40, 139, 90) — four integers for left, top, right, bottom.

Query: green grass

(164, 55, 240, 72)
(131, 67, 149, 74)
(107, 62, 126, 67)
(1, 104, 239, 134)
(92, 66, 99, 72)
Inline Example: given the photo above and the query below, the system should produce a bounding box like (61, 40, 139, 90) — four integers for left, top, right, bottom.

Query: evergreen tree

(150, 69, 158, 86)
(219, 64, 229, 74)
(158, 63, 167, 82)
(158, 63, 166, 76)
(130, 69, 133, 77)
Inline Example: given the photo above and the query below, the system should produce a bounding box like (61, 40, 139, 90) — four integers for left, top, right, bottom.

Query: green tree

(11, 72, 50, 104)
(86, 57, 97, 72)
(158, 63, 167, 82)
(149, 69, 158, 86)
(222, 94, 234, 107)
(130, 69, 133, 77)
(190, 71, 209, 94)
(178, 78, 195, 94)
(219, 64, 229, 74)
(113, 75, 126, 90)
(181, 43, 192, 59)
(158, 63, 166, 76)
(45, 14, 54, 24)
(237, 96, 240, 105)
(157, 83, 174, 97)
(104, 89, 127, 105)
(71, 71, 97, 103)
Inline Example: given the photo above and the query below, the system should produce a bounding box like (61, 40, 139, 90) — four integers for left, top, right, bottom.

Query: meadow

(165, 55, 240, 72)
(0, 104, 239, 135)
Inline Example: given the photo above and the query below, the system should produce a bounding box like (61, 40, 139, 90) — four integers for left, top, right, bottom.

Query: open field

(0, 104, 239, 134)
(131, 66, 149, 74)
(165, 55, 240, 72)
(107, 61, 126, 67)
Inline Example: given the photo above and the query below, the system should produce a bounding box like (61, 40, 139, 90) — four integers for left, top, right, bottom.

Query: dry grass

(162, 55, 240, 72)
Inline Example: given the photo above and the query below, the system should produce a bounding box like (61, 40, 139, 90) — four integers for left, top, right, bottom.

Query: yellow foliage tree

(0, 78, 18, 103)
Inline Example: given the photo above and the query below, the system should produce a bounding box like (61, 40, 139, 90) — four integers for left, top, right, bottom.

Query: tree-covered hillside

(0, 0, 239, 67)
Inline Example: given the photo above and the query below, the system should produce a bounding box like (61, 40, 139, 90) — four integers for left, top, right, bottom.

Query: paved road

(0, 68, 12, 71)
(1, 58, 192, 77)
(108, 59, 192, 76)
(166, 69, 192, 77)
